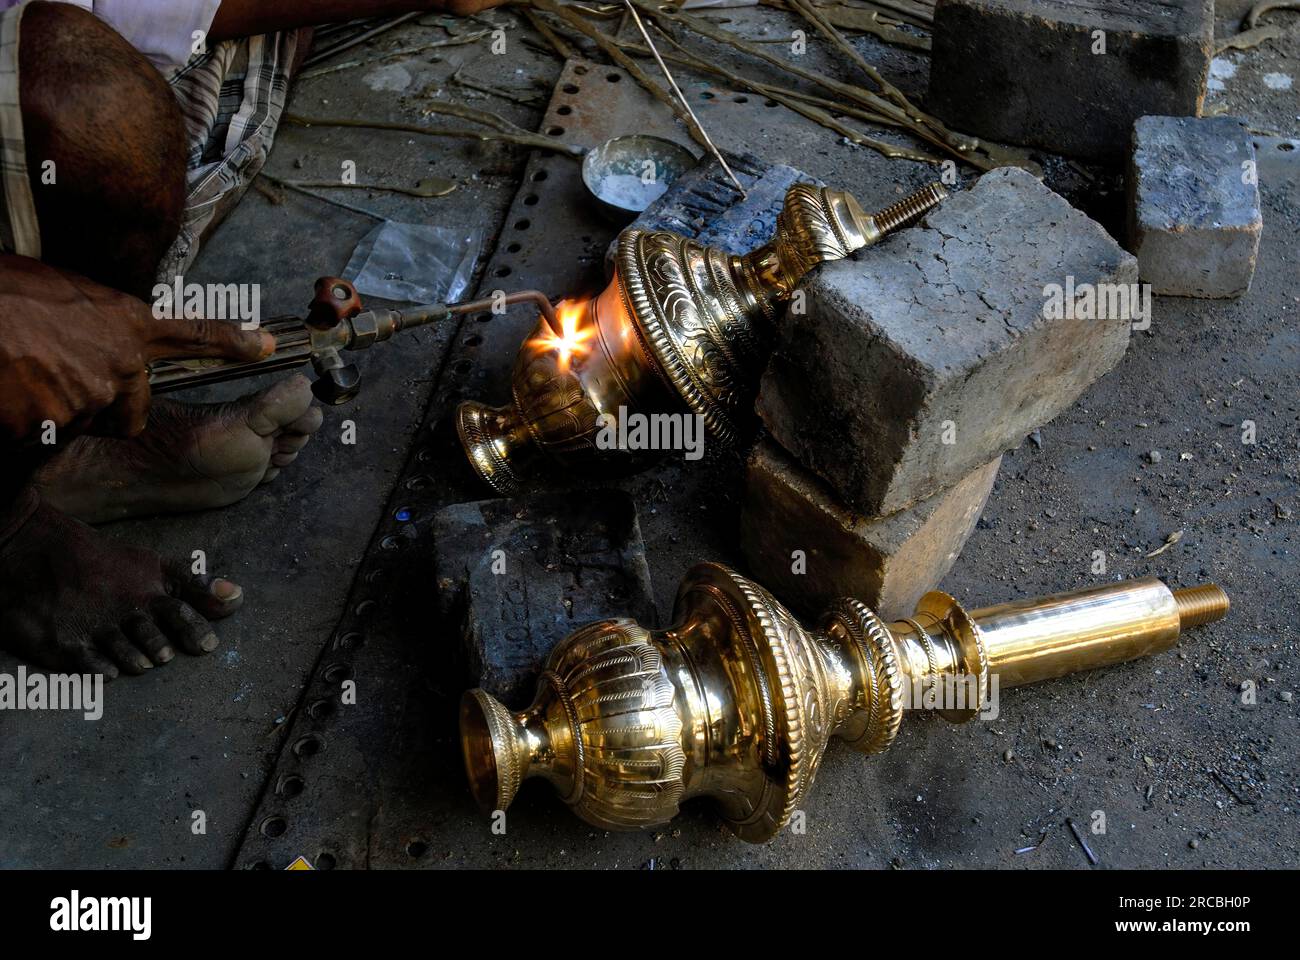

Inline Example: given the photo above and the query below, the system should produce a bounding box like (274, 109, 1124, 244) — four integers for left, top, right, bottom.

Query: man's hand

(0, 255, 273, 445)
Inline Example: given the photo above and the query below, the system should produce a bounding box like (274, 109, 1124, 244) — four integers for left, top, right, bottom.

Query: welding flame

(528, 298, 594, 372)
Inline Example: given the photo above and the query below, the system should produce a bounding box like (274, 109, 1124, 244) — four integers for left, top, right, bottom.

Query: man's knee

(19, 1, 187, 299)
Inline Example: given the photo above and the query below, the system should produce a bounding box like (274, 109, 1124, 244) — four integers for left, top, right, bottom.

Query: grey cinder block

(1129, 115, 1263, 298)
(927, 0, 1214, 161)
(757, 167, 1136, 516)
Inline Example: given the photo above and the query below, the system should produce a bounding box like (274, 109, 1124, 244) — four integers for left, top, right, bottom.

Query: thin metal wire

(620, 0, 746, 198)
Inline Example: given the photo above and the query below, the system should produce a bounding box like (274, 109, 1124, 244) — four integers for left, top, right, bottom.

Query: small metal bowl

(582, 135, 698, 222)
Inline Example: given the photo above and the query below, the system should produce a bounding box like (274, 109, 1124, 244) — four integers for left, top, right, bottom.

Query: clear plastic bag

(342, 220, 483, 304)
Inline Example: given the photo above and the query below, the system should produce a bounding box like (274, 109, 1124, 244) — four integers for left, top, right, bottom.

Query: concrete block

(757, 167, 1135, 515)
(434, 490, 657, 707)
(927, 0, 1213, 161)
(740, 439, 1001, 621)
(1129, 115, 1262, 298)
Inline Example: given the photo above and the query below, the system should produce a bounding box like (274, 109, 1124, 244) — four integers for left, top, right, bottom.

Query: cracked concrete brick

(756, 167, 1136, 516)
(1128, 115, 1262, 298)
(927, 0, 1213, 161)
(740, 440, 1001, 621)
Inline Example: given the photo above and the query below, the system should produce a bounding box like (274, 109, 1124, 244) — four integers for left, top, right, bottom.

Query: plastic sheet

(342, 220, 483, 304)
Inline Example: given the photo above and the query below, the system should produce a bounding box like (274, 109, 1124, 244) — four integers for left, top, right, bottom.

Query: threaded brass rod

(1172, 584, 1230, 628)
(871, 182, 947, 235)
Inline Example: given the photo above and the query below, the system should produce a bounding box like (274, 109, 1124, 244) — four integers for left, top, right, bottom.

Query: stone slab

(434, 489, 657, 708)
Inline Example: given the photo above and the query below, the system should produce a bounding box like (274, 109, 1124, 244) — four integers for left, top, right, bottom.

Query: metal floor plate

(232, 59, 726, 870)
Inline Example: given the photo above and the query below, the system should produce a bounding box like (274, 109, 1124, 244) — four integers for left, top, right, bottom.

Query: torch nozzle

(448, 289, 558, 331)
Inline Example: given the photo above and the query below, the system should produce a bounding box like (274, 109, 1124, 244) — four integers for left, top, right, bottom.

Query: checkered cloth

(0, 0, 300, 281)
(159, 29, 300, 281)
(0, 6, 38, 259)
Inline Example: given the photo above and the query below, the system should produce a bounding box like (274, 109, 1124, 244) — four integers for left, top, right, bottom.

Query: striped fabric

(0, 4, 39, 258)
(158, 29, 300, 283)
(0, 0, 301, 283)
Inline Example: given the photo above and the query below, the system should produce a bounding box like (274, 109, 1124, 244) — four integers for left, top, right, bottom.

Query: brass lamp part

(459, 565, 1229, 842)
(457, 182, 948, 495)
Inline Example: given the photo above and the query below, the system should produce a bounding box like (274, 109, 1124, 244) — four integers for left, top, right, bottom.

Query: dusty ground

(0, 7, 1295, 869)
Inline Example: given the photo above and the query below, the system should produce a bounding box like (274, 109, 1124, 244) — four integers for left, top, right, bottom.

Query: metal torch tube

(969, 578, 1189, 688)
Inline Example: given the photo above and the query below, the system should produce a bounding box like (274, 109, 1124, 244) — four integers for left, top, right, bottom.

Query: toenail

(157, 646, 175, 663)
(213, 579, 242, 601)
(200, 632, 220, 652)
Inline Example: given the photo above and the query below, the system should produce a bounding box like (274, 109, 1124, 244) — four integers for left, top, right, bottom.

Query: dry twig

(285, 106, 583, 157)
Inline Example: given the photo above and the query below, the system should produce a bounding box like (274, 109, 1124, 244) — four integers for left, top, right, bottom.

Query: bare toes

(71, 642, 121, 679)
(150, 597, 219, 655)
(241, 374, 315, 438)
(94, 628, 153, 675)
(272, 432, 313, 458)
(122, 612, 175, 664)
(282, 405, 323, 438)
(163, 566, 245, 621)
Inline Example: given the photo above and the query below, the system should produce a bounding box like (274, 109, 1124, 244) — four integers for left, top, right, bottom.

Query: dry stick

(643, 2, 1023, 170)
(641, 2, 990, 168)
(284, 110, 584, 157)
(626, 28, 938, 163)
(301, 11, 423, 67)
(785, 0, 1025, 166)
(539, 9, 927, 162)
(570, 1, 623, 17)
(644, 5, 951, 157)
(764, 0, 929, 51)
(621, 0, 747, 195)
(451, 64, 544, 105)
(1216, 23, 1284, 52)
(296, 33, 488, 82)
(786, 0, 913, 110)
(519, 6, 579, 60)
(848, 0, 936, 29)
(529, 0, 719, 161)
(1245, 0, 1300, 29)
(259, 173, 386, 221)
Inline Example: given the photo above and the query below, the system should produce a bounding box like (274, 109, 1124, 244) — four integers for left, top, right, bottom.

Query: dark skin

(0, 0, 504, 678)
(0, 254, 274, 444)
(0, 496, 246, 677)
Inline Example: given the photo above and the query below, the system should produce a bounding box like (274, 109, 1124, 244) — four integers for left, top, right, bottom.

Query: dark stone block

(434, 490, 657, 707)
(605, 152, 815, 272)
(927, 0, 1213, 161)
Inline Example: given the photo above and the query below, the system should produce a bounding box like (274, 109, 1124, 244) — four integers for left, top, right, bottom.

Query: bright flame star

(528, 299, 594, 372)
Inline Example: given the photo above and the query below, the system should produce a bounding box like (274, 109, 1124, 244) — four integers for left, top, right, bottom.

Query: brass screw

(871, 181, 948, 235)
(1172, 583, 1230, 628)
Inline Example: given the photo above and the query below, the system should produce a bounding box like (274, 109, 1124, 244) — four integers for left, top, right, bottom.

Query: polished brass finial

(459, 566, 1228, 841)
(457, 182, 947, 496)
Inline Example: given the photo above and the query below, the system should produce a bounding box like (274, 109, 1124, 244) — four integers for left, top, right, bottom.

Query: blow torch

(147, 276, 556, 405)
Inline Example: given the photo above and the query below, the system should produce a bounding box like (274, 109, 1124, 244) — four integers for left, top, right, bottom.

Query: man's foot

(0, 493, 243, 677)
(36, 375, 323, 523)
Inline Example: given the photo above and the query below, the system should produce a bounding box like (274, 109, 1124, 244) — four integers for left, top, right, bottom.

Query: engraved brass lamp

(460, 564, 1228, 841)
(457, 182, 947, 495)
